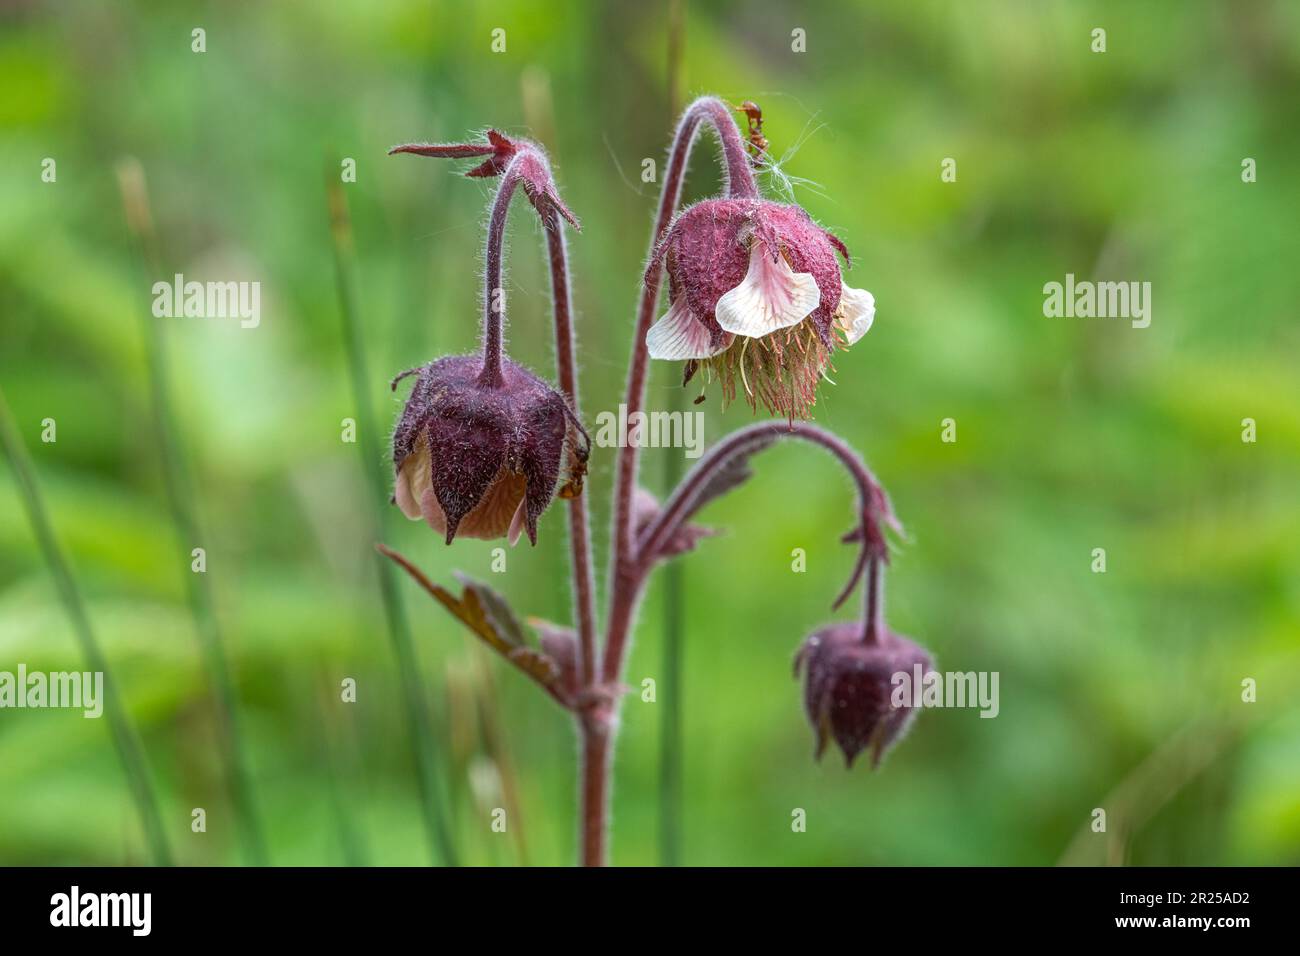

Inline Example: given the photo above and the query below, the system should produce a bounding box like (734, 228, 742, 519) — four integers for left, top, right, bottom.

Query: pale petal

(395, 439, 430, 520)
(419, 486, 449, 535)
(646, 297, 726, 360)
(507, 497, 527, 547)
(402, 438, 450, 533)
(715, 243, 820, 338)
(395, 469, 420, 520)
(456, 470, 526, 541)
(836, 283, 875, 345)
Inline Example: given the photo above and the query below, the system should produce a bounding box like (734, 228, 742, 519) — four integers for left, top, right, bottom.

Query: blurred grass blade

(469, 643, 530, 865)
(327, 170, 458, 866)
(114, 158, 269, 867)
(315, 678, 371, 867)
(0, 386, 173, 866)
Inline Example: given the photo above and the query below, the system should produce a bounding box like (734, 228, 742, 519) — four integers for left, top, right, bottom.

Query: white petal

(715, 243, 820, 338)
(836, 283, 875, 345)
(646, 297, 726, 360)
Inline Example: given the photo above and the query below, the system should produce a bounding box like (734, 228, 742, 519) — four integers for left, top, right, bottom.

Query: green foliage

(1, 0, 1297, 865)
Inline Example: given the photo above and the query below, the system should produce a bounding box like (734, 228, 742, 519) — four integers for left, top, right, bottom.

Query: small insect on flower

(644, 197, 875, 419)
(794, 622, 932, 768)
(391, 356, 587, 546)
(735, 100, 769, 167)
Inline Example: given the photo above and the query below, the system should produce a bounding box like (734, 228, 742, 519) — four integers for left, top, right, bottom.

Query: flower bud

(391, 355, 582, 546)
(645, 197, 874, 417)
(793, 622, 932, 768)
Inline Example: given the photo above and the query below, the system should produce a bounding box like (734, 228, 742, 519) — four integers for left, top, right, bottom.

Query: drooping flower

(793, 622, 932, 768)
(391, 355, 585, 546)
(644, 197, 874, 418)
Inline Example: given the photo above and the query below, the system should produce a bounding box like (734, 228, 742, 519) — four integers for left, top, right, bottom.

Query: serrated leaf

(377, 544, 561, 691)
(453, 572, 527, 649)
(506, 646, 560, 687)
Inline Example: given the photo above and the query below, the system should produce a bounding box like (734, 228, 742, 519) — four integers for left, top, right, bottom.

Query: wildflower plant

(381, 97, 928, 865)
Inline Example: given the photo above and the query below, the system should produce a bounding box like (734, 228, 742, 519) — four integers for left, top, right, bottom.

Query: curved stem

(410, 139, 595, 673)
(606, 422, 893, 682)
(478, 166, 524, 388)
(606, 96, 759, 671)
(586, 99, 760, 864)
(480, 150, 598, 689)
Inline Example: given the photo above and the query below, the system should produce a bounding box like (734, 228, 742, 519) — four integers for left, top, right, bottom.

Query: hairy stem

(580, 720, 611, 867)
(587, 96, 760, 865)
(608, 97, 758, 606)
(864, 557, 883, 645)
(543, 213, 598, 688)
(605, 422, 892, 686)
(479, 168, 521, 388)
(391, 135, 598, 865)
(658, 10, 687, 866)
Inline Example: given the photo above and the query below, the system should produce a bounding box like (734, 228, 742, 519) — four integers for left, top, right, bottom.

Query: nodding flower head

(391, 356, 587, 546)
(645, 197, 874, 419)
(794, 622, 931, 768)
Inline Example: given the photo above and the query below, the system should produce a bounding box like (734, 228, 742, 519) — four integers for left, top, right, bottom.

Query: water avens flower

(385, 130, 587, 549)
(391, 355, 581, 546)
(644, 196, 874, 418)
(794, 621, 932, 768)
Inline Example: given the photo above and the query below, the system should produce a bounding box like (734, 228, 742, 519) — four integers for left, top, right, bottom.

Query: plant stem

(614, 422, 892, 686)
(542, 212, 598, 687)
(641, 423, 891, 567)
(580, 719, 611, 867)
(0, 386, 173, 865)
(585, 423, 889, 866)
(478, 170, 521, 388)
(590, 96, 759, 865)
(658, 0, 687, 869)
(328, 175, 458, 866)
(863, 558, 884, 645)
(472, 151, 605, 866)
(532, 166, 603, 866)
(115, 159, 269, 866)
(608, 98, 758, 620)
(388, 138, 599, 863)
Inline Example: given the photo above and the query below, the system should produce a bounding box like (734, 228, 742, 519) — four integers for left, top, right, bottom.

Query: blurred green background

(2, 0, 1298, 866)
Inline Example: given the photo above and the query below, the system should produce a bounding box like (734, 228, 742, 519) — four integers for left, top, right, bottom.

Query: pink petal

(646, 297, 727, 360)
(715, 242, 820, 338)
